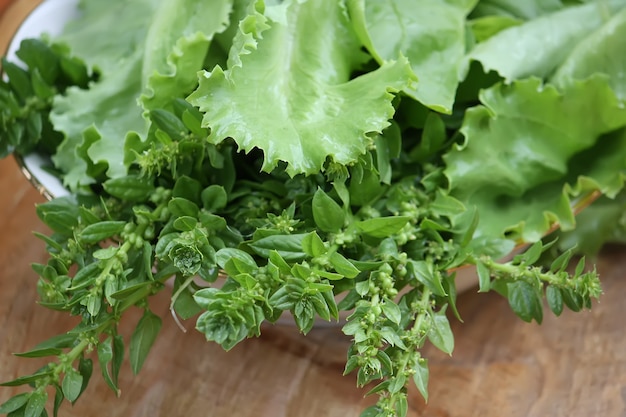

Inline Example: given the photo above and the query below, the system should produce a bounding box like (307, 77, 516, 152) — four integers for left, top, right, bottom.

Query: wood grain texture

(1, 2, 626, 415)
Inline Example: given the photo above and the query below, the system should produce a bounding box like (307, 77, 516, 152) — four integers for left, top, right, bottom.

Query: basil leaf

(427, 310, 454, 355)
(507, 281, 543, 323)
(312, 188, 345, 233)
(62, 368, 83, 403)
(129, 309, 162, 375)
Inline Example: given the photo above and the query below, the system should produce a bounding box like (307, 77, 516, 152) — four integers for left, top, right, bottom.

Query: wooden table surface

(1, 1, 626, 416)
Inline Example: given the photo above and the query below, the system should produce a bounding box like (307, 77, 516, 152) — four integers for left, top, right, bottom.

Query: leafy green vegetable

(1, 0, 623, 416)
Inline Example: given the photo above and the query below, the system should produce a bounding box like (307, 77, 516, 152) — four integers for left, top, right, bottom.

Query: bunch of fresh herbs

(1, 0, 625, 416)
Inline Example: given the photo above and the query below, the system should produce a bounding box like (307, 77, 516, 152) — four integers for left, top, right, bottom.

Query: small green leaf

(546, 285, 564, 316)
(130, 309, 162, 375)
(574, 256, 586, 277)
(80, 221, 126, 244)
(312, 188, 345, 233)
(321, 289, 339, 320)
(430, 190, 466, 218)
(360, 405, 383, 417)
(62, 368, 83, 403)
(381, 299, 401, 325)
(379, 326, 407, 349)
(249, 234, 307, 261)
(103, 175, 155, 202)
(356, 216, 410, 238)
(168, 197, 200, 218)
(85, 293, 102, 316)
(216, 248, 258, 275)
(301, 231, 327, 257)
(413, 358, 429, 402)
(24, 390, 47, 417)
(111, 335, 124, 388)
(521, 241, 543, 265)
(70, 262, 101, 288)
(172, 216, 197, 232)
(97, 337, 117, 393)
(0, 370, 51, 387)
(0, 393, 30, 413)
(92, 246, 118, 260)
(201, 185, 228, 212)
(150, 109, 186, 141)
(507, 281, 543, 323)
(396, 395, 408, 417)
(427, 310, 454, 355)
(329, 252, 360, 278)
(53, 386, 63, 417)
(476, 261, 491, 293)
(172, 176, 202, 203)
(76, 356, 93, 403)
(173, 287, 203, 320)
(550, 249, 575, 273)
(14, 347, 63, 358)
(388, 373, 406, 394)
(365, 380, 390, 396)
(561, 287, 583, 312)
(408, 260, 447, 297)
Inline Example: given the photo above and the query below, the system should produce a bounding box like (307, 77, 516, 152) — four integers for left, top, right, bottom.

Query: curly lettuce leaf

(348, 0, 477, 113)
(466, 0, 626, 82)
(552, 7, 626, 101)
(51, 0, 160, 188)
(50, 0, 232, 189)
(188, 0, 415, 177)
(140, 0, 233, 111)
(444, 76, 626, 242)
(469, 0, 564, 20)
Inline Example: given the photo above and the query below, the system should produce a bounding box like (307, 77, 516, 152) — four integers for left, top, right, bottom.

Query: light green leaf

(408, 260, 447, 297)
(249, 234, 307, 261)
(24, 390, 47, 417)
(349, 0, 477, 113)
(329, 252, 360, 279)
(413, 359, 429, 402)
(188, 0, 414, 176)
(444, 77, 626, 241)
(356, 216, 410, 238)
(50, 0, 232, 188)
(427, 309, 454, 355)
(312, 188, 345, 233)
(80, 221, 126, 244)
(552, 7, 626, 101)
(130, 309, 162, 375)
(0, 393, 30, 414)
(381, 299, 401, 325)
(62, 368, 83, 403)
(139, 0, 233, 110)
(469, 0, 563, 20)
(301, 231, 327, 258)
(466, 1, 626, 82)
(476, 261, 490, 293)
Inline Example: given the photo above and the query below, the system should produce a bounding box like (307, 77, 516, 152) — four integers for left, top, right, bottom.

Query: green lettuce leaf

(348, 0, 477, 113)
(50, 0, 232, 189)
(466, 0, 626, 82)
(51, 0, 160, 188)
(552, 7, 626, 101)
(444, 76, 626, 241)
(469, 0, 563, 20)
(188, 0, 415, 177)
(140, 0, 233, 111)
